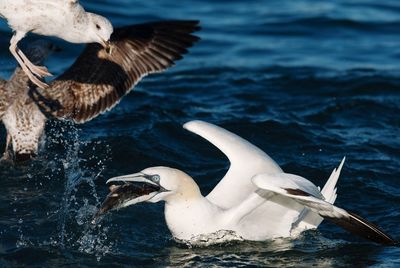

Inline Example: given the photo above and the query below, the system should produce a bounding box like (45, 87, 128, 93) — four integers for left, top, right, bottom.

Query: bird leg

(17, 47, 52, 77)
(9, 32, 49, 89)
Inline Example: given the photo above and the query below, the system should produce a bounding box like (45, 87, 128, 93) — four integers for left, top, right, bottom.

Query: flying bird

(98, 120, 397, 246)
(0, 0, 113, 89)
(0, 20, 200, 162)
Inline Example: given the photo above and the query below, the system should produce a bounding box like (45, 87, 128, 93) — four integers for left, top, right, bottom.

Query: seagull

(98, 120, 397, 246)
(0, 0, 113, 89)
(0, 20, 200, 162)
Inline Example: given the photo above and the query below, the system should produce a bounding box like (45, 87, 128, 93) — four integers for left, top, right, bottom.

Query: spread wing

(31, 20, 200, 123)
(252, 173, 398, 246)
(0, 79, 8, 118)
(183, 120, 283, 209)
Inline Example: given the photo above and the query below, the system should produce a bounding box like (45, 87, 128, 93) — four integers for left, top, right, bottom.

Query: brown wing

(31, 20, 200, 123)
(0, 79, 8, 118)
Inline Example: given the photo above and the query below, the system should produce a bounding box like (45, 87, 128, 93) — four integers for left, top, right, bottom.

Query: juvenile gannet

(98, 120, 397, 246)
(0, 0, 113, 89)
(0, 21, 200, 162)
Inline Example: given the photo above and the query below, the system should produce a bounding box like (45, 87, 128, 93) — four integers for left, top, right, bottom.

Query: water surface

(0, 0, 399, 266)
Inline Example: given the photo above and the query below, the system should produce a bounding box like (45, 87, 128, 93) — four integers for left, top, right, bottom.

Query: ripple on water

(0, 0, 400, 266)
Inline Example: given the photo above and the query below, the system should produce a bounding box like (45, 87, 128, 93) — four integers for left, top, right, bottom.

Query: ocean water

(0, 0, 400, 266)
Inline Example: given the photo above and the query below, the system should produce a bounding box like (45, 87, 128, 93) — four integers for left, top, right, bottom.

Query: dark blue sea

(1, 0, 400, 266)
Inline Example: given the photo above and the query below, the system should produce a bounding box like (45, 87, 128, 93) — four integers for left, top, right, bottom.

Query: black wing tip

(326, 211, 398, 246)
(153, 20, 201, 41)
(112, 20, 201, 47)
(347, 211, 398, 246)
(154, 19, 201, 27)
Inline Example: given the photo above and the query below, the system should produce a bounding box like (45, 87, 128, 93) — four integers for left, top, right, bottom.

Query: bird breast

(164, 198, 224, 241)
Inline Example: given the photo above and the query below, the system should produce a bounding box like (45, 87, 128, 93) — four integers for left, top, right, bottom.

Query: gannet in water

(98, 120, 397, 246)
(0, 0, 113, 89)
(0, 21, 200, 162)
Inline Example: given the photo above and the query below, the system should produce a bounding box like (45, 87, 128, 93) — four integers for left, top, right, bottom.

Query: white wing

(291, 157, 345, 232)
(252, 172, 397, 245)
(321, 157, 345, 203)
(183, 120, 282, 209)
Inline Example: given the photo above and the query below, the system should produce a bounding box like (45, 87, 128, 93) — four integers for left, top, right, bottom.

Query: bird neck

(164, 190, 220, 241)
(164, 177, 203, 205)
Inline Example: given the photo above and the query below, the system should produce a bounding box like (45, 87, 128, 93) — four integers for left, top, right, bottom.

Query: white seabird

(0, 0, 113, 88)
(0, 21, 200, 162)
(98, 120, 397, 246)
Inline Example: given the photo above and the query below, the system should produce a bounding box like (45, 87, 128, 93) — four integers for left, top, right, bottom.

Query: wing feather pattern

(31, 20, 200, 123)
(253, 173, 398, 246)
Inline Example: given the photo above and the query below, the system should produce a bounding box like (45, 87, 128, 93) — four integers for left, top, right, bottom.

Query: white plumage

(100, 121, 397, 246)
(0, 0, 113, 88)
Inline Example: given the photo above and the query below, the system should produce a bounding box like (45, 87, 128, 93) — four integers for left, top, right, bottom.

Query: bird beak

(94, 173, 163, 219)
(100, 38, 112, 54)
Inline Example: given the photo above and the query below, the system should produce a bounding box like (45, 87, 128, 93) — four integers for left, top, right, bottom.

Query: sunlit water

(0, 0, 399, 266)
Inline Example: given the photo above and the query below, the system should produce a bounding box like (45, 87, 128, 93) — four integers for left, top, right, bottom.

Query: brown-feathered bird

(0, 20, 200, 162)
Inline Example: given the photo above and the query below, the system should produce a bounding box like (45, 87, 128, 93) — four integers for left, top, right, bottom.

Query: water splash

(38, 120, 115, 259)
(175, 230, 244, 247)
(77, 222, 115, 261)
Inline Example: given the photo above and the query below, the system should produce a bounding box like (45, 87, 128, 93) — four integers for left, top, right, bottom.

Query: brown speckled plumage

(1, 20, 200, 161)
(1, 66, 47, 161)
(32, 20, 200, 123)
(0, 80, 8, 118)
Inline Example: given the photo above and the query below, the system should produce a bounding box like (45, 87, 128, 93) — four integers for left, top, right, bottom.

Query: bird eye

(151, 175, 160, 183)
(96, 24, 101, 30)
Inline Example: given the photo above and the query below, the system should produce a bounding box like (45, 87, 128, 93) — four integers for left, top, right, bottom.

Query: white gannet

(0, 21, 200, 162)
(98, 120, 397, 246)
(0, 0, 113, 89)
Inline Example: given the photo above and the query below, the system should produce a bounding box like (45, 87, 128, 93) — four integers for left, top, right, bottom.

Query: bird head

(87, 13, 113, 51)
(96, 167, 201, 217)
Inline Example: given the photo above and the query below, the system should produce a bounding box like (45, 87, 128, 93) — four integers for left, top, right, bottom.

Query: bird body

(100, 121, 397, 246)
(2, 89, 46, 161)
(0, 0, 113, 88)
(161, 169, 319, 241)
(0, 21, 200, 162)
(0, 41, 52, 161)
(165, 189, 223, 240)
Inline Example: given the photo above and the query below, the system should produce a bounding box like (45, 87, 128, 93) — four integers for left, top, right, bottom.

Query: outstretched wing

(183, 120, 283, 209)
(31, 20, 200, 123)
(252, 172, 397, 246)
(0, 79, 8, 118)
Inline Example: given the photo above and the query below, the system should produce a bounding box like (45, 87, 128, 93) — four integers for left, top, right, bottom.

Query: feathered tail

(291, 157, 345, 234)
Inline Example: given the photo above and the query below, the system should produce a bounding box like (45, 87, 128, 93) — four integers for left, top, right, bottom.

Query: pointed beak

(94, 173, 162, 219)
(99, 38, 112, 54)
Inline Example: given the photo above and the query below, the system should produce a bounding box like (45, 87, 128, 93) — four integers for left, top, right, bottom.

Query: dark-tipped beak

(100, 39, 112, 54)
(94, 173, 161, 219)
